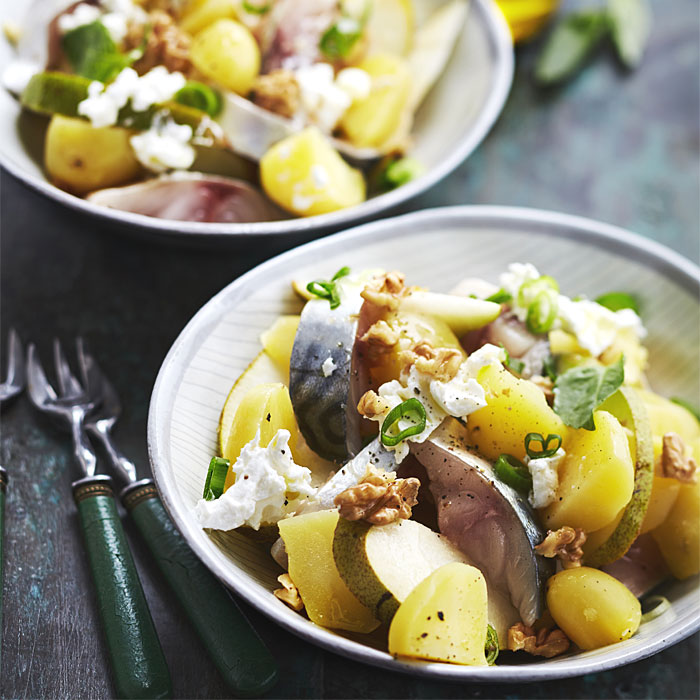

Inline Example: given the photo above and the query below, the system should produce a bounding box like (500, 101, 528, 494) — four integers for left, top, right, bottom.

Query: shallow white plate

(148, 206, 700, 680)
(0, 0, 513, 240)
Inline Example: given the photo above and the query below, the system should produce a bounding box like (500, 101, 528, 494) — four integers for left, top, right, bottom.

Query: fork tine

(5, 328, 25, 388)
(53, 338, 84, 399)
(78, 340, 121, 417)
(26, 344, 58, 407)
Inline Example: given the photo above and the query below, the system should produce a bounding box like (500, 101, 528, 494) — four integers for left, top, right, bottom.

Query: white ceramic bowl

(0, 0, 513, 240)
(148, 206, 700, 680)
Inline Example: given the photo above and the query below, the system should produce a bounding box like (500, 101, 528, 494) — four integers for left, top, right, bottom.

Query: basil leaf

(595, 291, 640, 314)
(535, 11, 610, 85)
(62, 21, 132, 82)
(608, 0, 651, 68)
(553, 356, 625, 430)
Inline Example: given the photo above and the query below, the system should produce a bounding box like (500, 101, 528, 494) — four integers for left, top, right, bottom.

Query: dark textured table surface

(1, 0, 699, 698)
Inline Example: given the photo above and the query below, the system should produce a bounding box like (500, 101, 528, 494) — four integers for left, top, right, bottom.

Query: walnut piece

(360, 320, 399, 352)
(661, 432, 698, 483)
(273, 573, 304, 611)
(400, 341, 462, 382)
(252, 69, 301, 118)
(357, 391, 391, 420)
(334, 469, 420, 526)
(507, 623, 570, 658)
(535, 526, 586, 569)
(360, 271, 407, 310)
(124, 10, 195, 77)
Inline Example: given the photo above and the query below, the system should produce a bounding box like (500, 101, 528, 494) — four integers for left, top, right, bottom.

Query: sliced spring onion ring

(595, 291, 640, 314)
(175, 81, 223, 117)
(525, 433, 562, 460)
(526, 288, 559, 334)
(640, 595, 671, 623)
(518, 274, 559, 308)
(306, 266, 350, 310)
(485, 288, 512, 303)
(203, 456, 229, 500)
(493, 454, 532, 494)
(320, 17, 363, 59)
(242, 0, 271, 14)
(380, 398, 427, 447)
(485, 624, 499, 665)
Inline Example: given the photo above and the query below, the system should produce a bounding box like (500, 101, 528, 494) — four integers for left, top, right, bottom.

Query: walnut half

(334, 469, 420, 526)
(273, 573, 304, 611)
(360, 271, 407, 310)
(534, 526, 586, 569)
(661, 432, 698, 483)
(507, 623, 570, 658)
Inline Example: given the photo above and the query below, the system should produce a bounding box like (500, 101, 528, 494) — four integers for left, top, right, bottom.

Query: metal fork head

(27, 339, 102, 476)
(0, 328, 25, 404)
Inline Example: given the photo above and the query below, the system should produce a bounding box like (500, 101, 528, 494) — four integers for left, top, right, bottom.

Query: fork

(0, 328, 25, 669)
(27, 340, 172, 700)
(79, 344, 279, 697)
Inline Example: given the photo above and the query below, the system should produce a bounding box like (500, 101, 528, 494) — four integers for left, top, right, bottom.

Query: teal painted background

(1, 0, 698, 697)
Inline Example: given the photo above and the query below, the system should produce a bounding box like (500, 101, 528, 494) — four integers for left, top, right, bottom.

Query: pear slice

(584, 386, 654, 567)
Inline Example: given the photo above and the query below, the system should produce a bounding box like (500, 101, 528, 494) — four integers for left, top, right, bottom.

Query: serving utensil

(78, 343, 278, 697)
(0, 328, 25, 668)
(27, 339, 172, 700)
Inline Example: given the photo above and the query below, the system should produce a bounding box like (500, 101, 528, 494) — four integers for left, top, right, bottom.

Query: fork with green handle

(27, 339, 171, 699)
(77, 342, 279, 698)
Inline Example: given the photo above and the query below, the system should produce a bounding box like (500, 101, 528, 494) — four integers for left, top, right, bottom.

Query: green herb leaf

(485, 288, 512, 304)
(62, 21, 133, 82)
(242, 0, 271, 14)
(320, 17, 363, 59)
(543, 354, 558, 382)
(608, 0, 651, 68)
(380, 398, 427, 447)
(553, 356, 625, 430)
(500, 343, 525, 375)
(203, 456, 230, 500)
(595, 291, 640, 314)
(524, 432, 562, 459)
(670, 397, 700, 424)
(174, 81, 223, 117)
(493, 454, 532, 494)
(306, 266, 350, 309)
(535, 10, 610, 85)
(485, 624, 499, 665)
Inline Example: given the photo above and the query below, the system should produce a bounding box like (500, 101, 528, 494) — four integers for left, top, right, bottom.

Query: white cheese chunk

(130, 117, 196, 172)
(321, 356, 337, 377)
(2, 59, 40, 95)
(526, 447, 565, 509)
(195, 429, 316, 531)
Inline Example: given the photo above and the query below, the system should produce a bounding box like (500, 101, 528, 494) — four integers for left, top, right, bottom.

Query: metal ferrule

(72, 474, 113, 503)
(120, 479, 157, 512)
(0, 466, 7, 492)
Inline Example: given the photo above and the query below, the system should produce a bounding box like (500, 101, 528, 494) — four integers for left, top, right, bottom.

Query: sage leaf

(608, 0, 652, 68)
(535, 11, 610, 85)
(553, 356, 625, 430)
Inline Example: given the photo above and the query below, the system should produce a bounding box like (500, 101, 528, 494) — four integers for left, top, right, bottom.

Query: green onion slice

(320, 17, 363, 59)
(500, 343, 525, 375)
(524, 432, 562, 460)
(640, 595, 671, 623)
(203, 456, 229, 501)
(493, 454, 532, 494)
(378, 157, 424, 191)
(242, 0, 271, 14)
(485, 288, 512, 304)
(595, 291, 640, 314)
(526, 288, 559, 334)
(175, 81, 223, 117)
(518, 275, 559, 308)
(485, 624, 499, 666)
(306, 267, 350, 309)
(380, 398, 427, 447)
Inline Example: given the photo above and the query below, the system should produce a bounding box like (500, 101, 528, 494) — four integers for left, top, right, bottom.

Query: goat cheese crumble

(321, 356, 337, 377)
(195, 429, 316, 531)
(526, 447, 565, 509)
(130, 116, 196, 172)
(499, 263, 646, 357)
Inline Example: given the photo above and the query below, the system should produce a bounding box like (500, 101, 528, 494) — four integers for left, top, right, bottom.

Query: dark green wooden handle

(122, 480, 278, 698)
(0, 467, 6, 671)
(73, 476, 172, 700)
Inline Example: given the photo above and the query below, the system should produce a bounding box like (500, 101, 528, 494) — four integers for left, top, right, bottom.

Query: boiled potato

(260, 127, 366, 216)
(260, 315, 300, 377)
(340, 53, 411, 149)
(45, 115, 142, 194)
(542, 411, 634, 532)
(388, 562, 488, 665)
(651, 479, 700, 579)
(546, 567, 641, 650)
(640, 390, 700, 444)
(222, 382, 300, 490)
(190, 19, 260, 95)
(639, 435, 681, 534)
(467, 364, 568, 461)
(180, 0, 239, 35)
(278, 510, 380, 633)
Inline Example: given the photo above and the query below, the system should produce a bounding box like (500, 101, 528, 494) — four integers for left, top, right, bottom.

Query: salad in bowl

(191, 260, 699, 667)
(3, 0, 480, 224)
